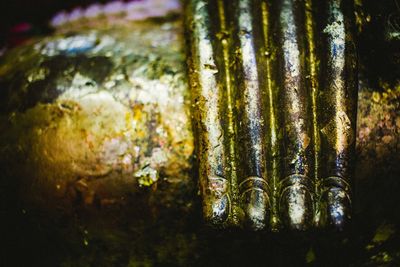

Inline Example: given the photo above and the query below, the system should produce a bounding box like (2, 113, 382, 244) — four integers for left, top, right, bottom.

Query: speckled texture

(185, 0, 358, 231)
(1, 17, 197, 266)
(0, 3, 399, 266)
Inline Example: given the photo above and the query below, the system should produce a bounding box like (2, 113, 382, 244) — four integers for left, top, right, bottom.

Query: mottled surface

(1, 17, 197, 266)
(0, 8, 399, 267)
(186, 0, 358, 231)
(50, 0, 181, 28)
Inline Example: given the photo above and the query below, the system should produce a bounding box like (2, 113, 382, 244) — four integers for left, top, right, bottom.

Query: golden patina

(185, 0, 357, 231)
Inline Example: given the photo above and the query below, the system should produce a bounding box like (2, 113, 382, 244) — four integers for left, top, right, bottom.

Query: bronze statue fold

(185, 0, 233, 226)
(272, 0, 315, 230)
(316, 0, 358, 230)
(185, 0, 271, 229)
(185, 0, 357, 231)
(229, 0, 271, 230)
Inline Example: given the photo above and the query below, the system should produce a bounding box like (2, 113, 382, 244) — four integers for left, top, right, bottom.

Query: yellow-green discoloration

(185, 0, 358, 231)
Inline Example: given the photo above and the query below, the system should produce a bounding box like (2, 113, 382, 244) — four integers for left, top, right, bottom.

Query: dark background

(0, 0, 113, 47)
(0, 0, 99, 30)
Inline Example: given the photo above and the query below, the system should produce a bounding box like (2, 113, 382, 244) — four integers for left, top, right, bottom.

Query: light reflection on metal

(185, 0, 357, 231)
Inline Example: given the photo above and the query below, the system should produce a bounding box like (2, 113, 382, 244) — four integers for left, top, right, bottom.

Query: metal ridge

(185, 0, 357, 231)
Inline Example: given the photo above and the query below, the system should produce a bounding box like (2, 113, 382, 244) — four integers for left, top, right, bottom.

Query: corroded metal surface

(317, 0, 358, 230)
(0, 18, 194, 212)
(0, 2, 399, 265)
(185, 0, 358, 230)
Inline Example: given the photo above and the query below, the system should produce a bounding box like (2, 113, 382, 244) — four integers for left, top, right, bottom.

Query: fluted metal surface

(185, 0, 357, 231)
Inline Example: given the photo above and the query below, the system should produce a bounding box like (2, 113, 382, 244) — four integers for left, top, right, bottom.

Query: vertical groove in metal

(260, 0, 281, 230)
(304, 0, 321, 225)
(216, 0, 240, 225)
(185, 0, 356, 230)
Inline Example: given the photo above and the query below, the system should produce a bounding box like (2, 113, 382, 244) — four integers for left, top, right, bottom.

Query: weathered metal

(185, 0, 358, 231)
(0, 1, 399, 265)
